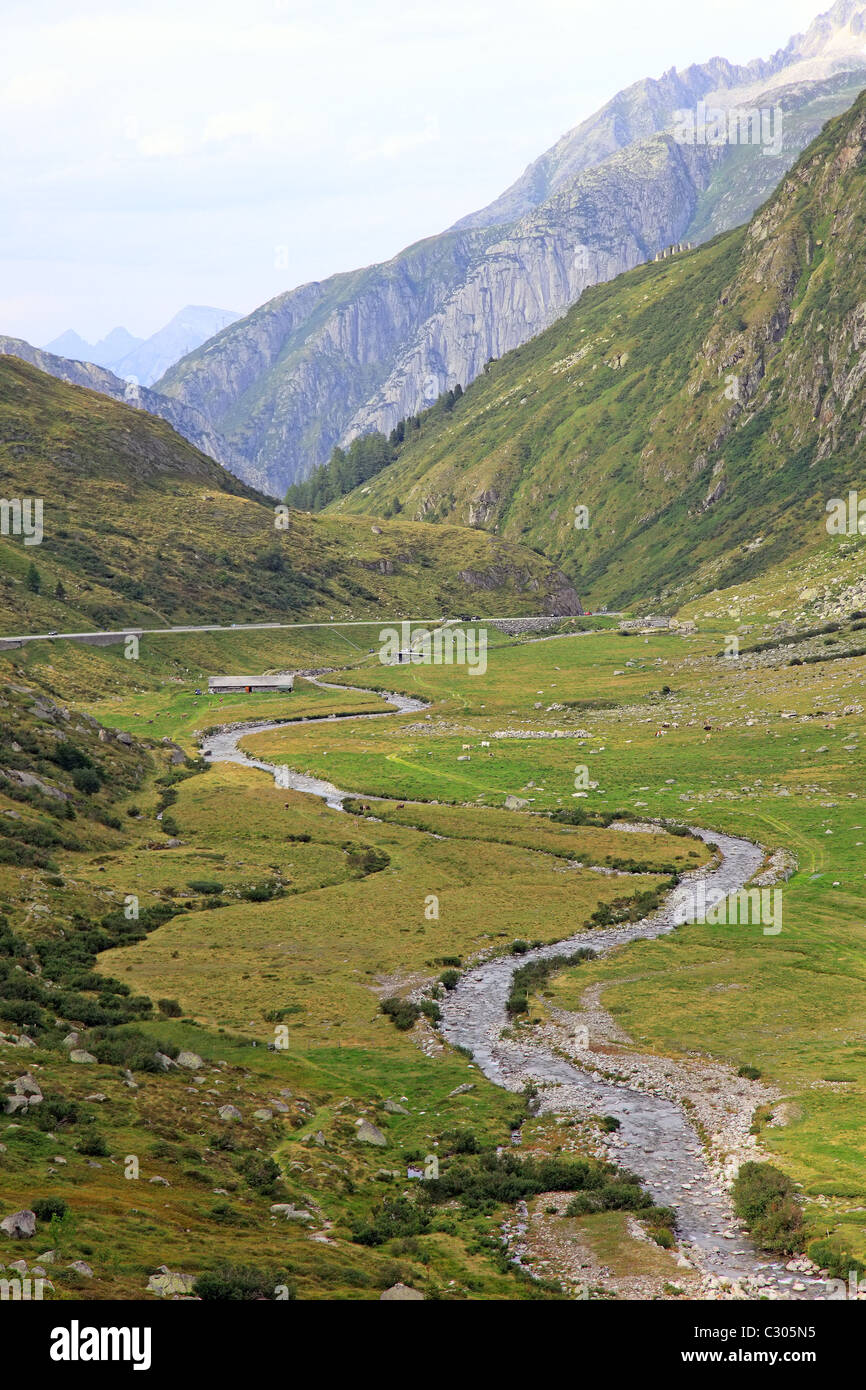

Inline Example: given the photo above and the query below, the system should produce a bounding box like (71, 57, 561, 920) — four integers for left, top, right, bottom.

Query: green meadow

(3, 576, 866, 1296)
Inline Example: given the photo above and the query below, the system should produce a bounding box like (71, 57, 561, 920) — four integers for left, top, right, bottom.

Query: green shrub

(157, 998, 183, 1017)
(194, 1264, 294, 1300)
(72, 767, 102, 795)
(239, 881, 283, 902)
(732, 1162, 804, 1253)
(380, 997, 421, 1030)
(806, 1238, 866, 1280)
(87, 1026, 178, 1072)
(77, 1130, 109, 1157)
(239, 1154, 282, 1196)
(351, 1197, 431, 1247)
(31, 1197, 69, 1221)
(738, 1064, 762, 1080)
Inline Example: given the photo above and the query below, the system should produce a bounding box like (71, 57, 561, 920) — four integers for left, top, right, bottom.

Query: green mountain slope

(0, 357, 582, 636)
(330, 92, 866, 612)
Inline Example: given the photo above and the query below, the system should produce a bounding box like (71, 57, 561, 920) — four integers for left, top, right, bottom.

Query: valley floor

(2, 603, 865, 1299)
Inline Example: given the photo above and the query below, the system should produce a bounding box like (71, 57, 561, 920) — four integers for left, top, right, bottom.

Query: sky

(3, 0, 824, 345)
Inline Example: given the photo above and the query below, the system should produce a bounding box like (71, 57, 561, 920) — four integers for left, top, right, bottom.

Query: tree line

(284, 384, 464, 512)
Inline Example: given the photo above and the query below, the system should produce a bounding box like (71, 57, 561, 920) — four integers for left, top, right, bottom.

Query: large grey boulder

(355, 1119, 386, 1146)
(1, 1210, 36, 1239)
(69, 1049, 97, 1064)
(146, 1267, 196, 1296)
(176, 1051, 204, 1070)
(380, 1283, 424, 1300)
(13, 1073, 42, 1096)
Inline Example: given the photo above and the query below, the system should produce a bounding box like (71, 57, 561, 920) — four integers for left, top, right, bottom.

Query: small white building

(208, 675, 294, 694)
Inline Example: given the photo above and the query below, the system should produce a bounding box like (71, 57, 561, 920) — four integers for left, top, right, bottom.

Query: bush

(344, 844, 390, 876)
(77, 1130, 109, 1157)
(738, 1064, 762, 1080)
(732, 1162, 804, 1253)
(351, 1197, 431, 1247)
(87, 1026, 178, 1073)
(381, 996, 420, 1030)
(807, 1238, 866, 1280)
(239, 881, 283, 902)
(72, 767, 102, 795)
(187, 880, 224, 895)
(157, 998, 183, 1017)
(438, 969, 460, 991)
(239, 1154, 282, 1197)
(444, 1129, 480, 1155)
(31, 1197, 69, 1221)
(194, 1264, 294, 1300)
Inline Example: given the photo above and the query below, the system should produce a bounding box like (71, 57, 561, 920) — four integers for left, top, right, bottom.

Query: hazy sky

(4, 0, 823, 345)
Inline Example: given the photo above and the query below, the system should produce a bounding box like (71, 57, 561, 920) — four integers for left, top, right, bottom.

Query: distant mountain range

(44, 306, 240, 386)
(148, 0, 866, 496)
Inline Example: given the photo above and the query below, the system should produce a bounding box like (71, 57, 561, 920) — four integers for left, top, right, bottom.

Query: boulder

(13, 1073, 42, 1096)
(0, 1209, 36, 1239)
(67, 1260, 93, 1277)
(218, 1105, 242, 1121)
(355, 1119, 386, 1146)
(176, 1051, 204, 1070)
(146, 1268, 196, 1297)
(269, 1204, 313, 1222)
(380, 1283, 424, 1300)
(448, 1083, 475, 1097)
(383, 1098, 409, 1115)
(68, 1050, 97, 1064)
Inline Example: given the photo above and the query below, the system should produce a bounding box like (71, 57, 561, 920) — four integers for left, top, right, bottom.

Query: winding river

(201, 678, 827, 1299)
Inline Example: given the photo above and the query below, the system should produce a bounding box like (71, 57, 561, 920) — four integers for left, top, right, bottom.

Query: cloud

(350, 114, 440, 163)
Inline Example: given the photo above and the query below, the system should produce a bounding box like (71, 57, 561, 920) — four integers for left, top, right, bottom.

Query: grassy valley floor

(1, 584, 865, 1296)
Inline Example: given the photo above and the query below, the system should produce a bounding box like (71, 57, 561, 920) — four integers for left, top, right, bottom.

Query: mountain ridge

(329, 88, 866, 612)
(151, 1, 866, 495)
